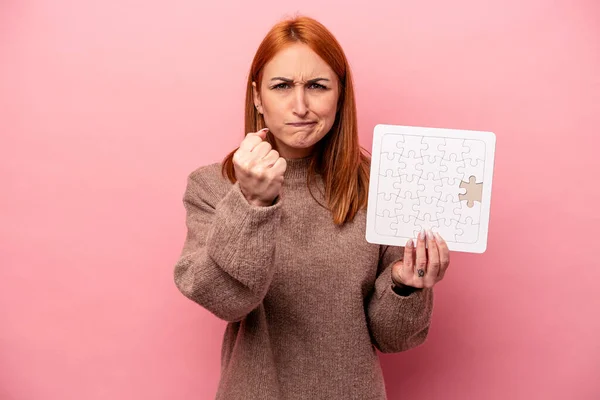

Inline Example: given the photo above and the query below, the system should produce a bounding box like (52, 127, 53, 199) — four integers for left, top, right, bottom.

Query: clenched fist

(233, 128, 287, 207)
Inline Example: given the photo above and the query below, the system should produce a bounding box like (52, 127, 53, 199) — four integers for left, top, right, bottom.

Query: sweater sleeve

(173, 169, 282, 322)
(366, 244, 434, 353)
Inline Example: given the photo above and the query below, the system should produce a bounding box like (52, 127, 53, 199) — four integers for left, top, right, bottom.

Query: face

(253, 43, 340, 159)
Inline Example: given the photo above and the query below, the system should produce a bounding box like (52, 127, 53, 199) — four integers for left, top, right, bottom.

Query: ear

(252, 82, 262, 114)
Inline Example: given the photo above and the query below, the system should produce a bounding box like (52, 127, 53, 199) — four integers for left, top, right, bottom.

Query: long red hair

(221, 15, 371, 225)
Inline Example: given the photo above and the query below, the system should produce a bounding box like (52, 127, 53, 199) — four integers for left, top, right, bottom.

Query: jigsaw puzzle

(366, 124, 496, 253)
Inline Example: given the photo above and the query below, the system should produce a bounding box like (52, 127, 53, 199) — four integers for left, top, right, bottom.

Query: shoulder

(184, 161, 234, 203)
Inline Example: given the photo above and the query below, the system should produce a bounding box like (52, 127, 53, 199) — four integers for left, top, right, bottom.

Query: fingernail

(406, 238, 413, 247)
(260, 127, 269, 132)
(419, 229, 425, 240)
(434, 232, 442, 242)
(426, 229, 433, 241)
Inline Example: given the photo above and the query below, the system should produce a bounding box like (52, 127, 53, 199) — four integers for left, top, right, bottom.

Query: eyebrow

(270, 77, 330, 84)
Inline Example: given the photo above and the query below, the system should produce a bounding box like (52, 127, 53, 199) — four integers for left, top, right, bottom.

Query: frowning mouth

(287, 122, 317, 127)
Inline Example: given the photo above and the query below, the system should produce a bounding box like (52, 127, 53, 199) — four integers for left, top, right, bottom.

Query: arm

(173, 170, 282, 322)
(366, 244, 434, 353)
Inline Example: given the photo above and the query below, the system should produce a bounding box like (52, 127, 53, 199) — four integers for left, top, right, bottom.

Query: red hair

(221, 15, 371, 225)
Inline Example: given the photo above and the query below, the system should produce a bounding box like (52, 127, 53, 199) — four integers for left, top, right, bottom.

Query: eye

(309, 83, 327, 90)
(272, 83, 290, 90)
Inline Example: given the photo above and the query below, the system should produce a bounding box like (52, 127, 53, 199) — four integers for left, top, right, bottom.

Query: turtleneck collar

(283, 156, 313, 181)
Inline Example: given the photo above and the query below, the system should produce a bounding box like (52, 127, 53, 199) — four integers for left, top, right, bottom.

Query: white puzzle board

(366, 124, 496, 253)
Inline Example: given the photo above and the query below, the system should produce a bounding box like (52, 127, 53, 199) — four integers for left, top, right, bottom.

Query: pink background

(1, 1, 599, 399)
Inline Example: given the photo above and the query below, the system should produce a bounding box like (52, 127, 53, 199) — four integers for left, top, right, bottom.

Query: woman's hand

(391, 229, 450, 289)
(233, 128, 287, 207)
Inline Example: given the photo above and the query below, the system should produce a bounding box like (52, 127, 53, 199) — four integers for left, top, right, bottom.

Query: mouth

(287, 122, 317, 127)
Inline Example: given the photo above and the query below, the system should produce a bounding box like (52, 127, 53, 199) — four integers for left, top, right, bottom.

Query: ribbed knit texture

(174, 156, 434, 400)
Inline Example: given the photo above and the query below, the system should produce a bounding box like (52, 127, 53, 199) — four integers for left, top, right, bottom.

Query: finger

(251, 141, 273, 159)
(248, 128, 269, 139)
(255, 127, 269, 139)
(415, 229, 427, 279)
(270, 157, 287, 177)
(434, 232, 450, 278)
(425, 229, 440, 286)
(403, 238, 415, 277)
(261, 149, 280, 167)
(239, 134, 264, 152)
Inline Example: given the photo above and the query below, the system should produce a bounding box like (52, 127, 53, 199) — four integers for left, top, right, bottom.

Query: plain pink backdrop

(1, 1, 599, 399)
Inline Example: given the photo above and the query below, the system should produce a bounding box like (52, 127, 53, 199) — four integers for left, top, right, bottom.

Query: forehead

(262, 43, 335, 80)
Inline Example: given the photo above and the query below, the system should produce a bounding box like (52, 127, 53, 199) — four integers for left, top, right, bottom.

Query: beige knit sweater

(173, 156, 434, 400)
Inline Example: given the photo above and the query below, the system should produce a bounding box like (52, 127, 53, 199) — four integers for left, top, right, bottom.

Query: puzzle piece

(421, 137, 446, 160)
(401, 135, 427, 157)
(376, 192, 403, 217)
(432, 218, 464, 242)
(381, 134, 405, 156)
(398, 151, 424, 177)
(397, 174, 425, 198)
(417, 173, 443, 203)
(456, 217, 479, 243)
(378, 171, 402, 194)
(418, 213, 439, 225)
(437, 196, 462, 221)
(416, 155, 447, 180)
(440, 154, 466, 181)
(379, 152, 403, 177)
(459, 159, 485, 183)
(375, 210, 399, 236)
(390, 215, 423, 238)
(395, 191, 420, 223)
(439, 138, 469, 160)
(435, 177, 467, 203)
(463, 139, 485, 166)
(415, 198, 444, 222)
(459, 176, 483, 207)
(455, 199, 481, 224)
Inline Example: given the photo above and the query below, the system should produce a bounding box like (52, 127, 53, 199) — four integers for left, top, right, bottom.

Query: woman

(174, 15, 450, 400)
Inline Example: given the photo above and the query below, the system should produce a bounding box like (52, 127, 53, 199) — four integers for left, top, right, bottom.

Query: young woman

(174, 15, 450, 400)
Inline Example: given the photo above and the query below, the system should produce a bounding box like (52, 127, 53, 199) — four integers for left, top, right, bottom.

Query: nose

(292, 86, 308, 117)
